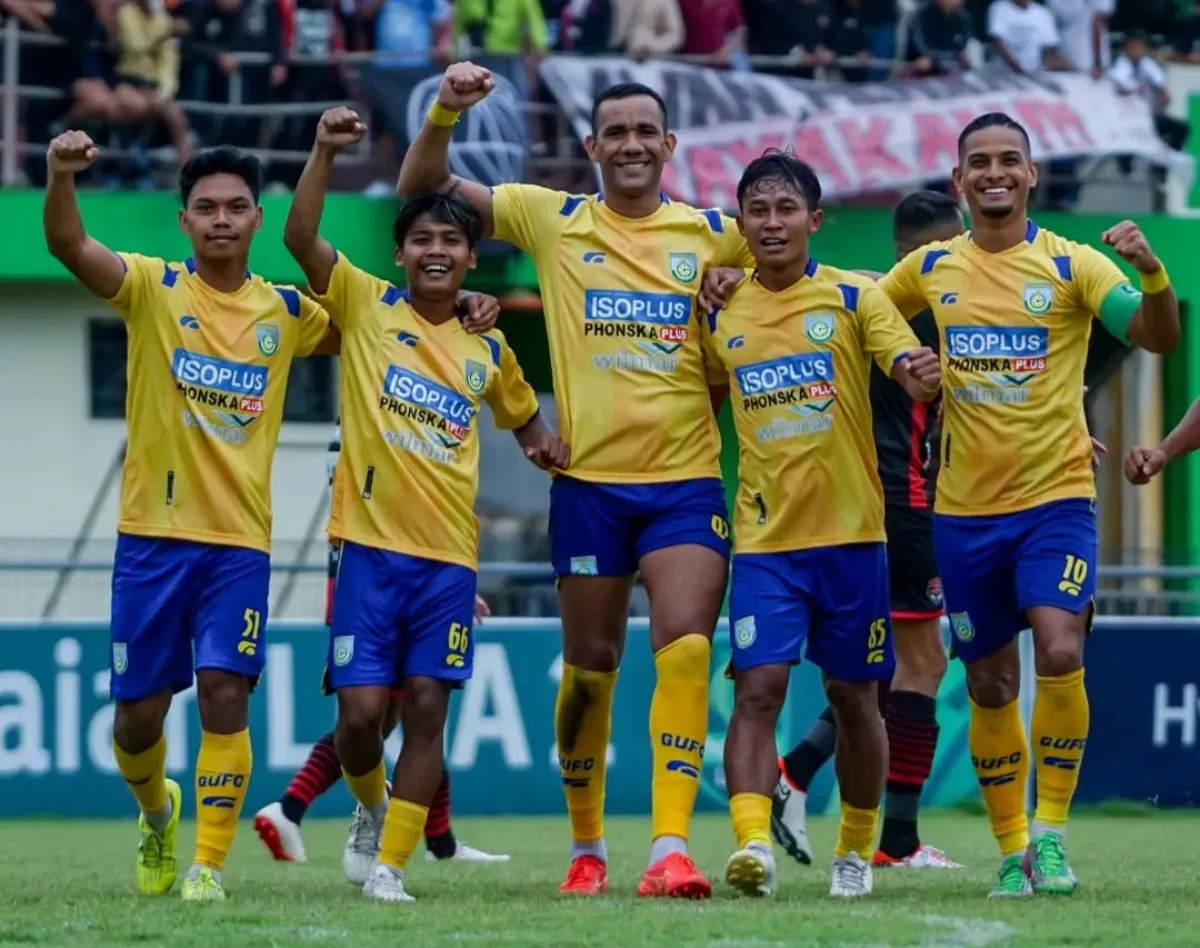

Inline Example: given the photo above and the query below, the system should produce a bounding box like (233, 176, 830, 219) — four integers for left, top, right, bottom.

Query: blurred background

(1, 0, 1199, 623)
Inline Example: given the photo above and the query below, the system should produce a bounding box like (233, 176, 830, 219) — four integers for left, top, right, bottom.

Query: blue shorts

(549, 475, 730, 577)
(935, 498, 1097, 664)
(728, 544, 895, 682)
(326, 541, 477, 690)
(109, 534, 270, 702)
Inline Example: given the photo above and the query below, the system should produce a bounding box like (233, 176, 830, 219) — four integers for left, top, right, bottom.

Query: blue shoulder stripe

(920, 249, 950, 275)
(837, 283, 859, 312)
(483, 335, 502, 367)
(701, 209, 724, 233)
(1052, 255, 1072, 281)
(560, 195, 585, 217)
(161, 265, 179, 288)
(275, 286, 301, 317)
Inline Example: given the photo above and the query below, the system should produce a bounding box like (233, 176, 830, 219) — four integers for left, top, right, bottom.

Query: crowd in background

(0, 0, 1197, 189)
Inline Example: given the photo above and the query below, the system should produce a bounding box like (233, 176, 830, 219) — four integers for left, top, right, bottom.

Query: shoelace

(348, 808, 380, 854)
(997, 858, 1026, 889)
(1035, 835, 1067, 874)
(834, 860, 867, 889)
(139, 832, 163, 868)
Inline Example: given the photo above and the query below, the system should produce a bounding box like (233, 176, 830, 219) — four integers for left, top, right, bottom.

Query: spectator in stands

(743, 0, 835, 79)
(375, 0, 453, 64)
(850, 0, 898, 79)
(828, 0, 874, 81)
(987, 0, 1070, 73)
(609, 0, 684, 59)
(1046, 0, 1113, 76)
(1111, 29, 1190, 152)
(457, 0, 549, 55)
(1171, 1, 1200, 62)
(113, 0, 193, 164)
(907, 0, 974, 77)
(677, 0, 747, 67)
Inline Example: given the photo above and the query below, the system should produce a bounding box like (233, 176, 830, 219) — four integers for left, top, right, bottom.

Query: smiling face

(953, 124, 1037, 221)
(396, 212, 476, 300)
(177, 172, 262, 264)
(584, 94, 676, 202)
(737, 175, 822, 270)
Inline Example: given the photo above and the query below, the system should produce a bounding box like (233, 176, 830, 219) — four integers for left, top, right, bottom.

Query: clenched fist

(47, 130, 98, 175)
(1102, 220, 1161, 276)
(1124, 445, 1167, 485)
(316, 107, 367, 151)
(900, 346, 941, 391)
(437, 61, 495, 112)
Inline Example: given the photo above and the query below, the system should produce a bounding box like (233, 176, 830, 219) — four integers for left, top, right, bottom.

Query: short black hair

(1126, 28, 1149, 44)
(957, 112, 1032, 159)
(392, 192, 484, 250)
(590, 82, 669, 135)
(736, 149, 822, 211)
(893, 190, 962, 243)
(179, 146, 262, 206)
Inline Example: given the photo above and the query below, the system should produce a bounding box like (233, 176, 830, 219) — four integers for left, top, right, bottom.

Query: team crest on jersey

(464, 360, 487, 394)
(333, 636, 355, 666)
(570, 556, 598, 576)
(112, 643, 128, 676)
(1022, 282, 1054, 316)
(733, 616, 757, 649)
(669, 251, 698, 284)
(804, 312, 836, 345)
(950, 611, 975, 643)
(257, 323, 280, 357)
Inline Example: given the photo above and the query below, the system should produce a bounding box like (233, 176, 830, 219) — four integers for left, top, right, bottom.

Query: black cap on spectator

(957, 112, 1032, 159)
(590, 83, 669, 134)
(893, 190, 962, 244)
(179, 146, 263, 207)
(736, 149, 822, 211)
(393, 193, 485, 250)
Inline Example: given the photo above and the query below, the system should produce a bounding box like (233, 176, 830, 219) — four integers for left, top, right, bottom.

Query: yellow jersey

(702, 261, 921, 553)
(107, 254, 331, 552)
(880, 221, 1141, 517)
(315, 252, 540, 569)
(491, 185, 754, 483)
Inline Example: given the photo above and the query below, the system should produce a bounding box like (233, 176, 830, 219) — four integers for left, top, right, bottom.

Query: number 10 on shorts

(1059, 554, 1088, 597)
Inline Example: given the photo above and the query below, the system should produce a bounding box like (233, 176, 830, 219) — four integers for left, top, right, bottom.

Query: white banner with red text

(538, 58, 1186, 206)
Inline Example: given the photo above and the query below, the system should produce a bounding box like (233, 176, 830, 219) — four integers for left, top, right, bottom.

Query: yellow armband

(428, 102, 462, 128)
(1140, 266, 1170, 294)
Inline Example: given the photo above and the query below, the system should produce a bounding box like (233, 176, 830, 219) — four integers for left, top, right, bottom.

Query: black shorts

(885, 503, 943, 619)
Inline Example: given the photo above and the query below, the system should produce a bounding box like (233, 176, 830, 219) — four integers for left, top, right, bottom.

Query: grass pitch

(2, 812, 1196, 947)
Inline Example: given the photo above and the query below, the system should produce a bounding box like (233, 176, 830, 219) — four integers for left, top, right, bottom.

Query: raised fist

(316, 107, 367, 150)
(47, 130, 98, 175)
(437, 61, 495, 112)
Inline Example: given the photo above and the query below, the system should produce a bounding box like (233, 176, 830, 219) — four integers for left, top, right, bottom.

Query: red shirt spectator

(678, 0, 746, 62)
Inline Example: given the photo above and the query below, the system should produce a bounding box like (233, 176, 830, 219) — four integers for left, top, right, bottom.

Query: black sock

(878, 690, 939, 859)
(781, 705, 837, 792)
(280, 793, 307, 825)
(425, 830, 458, 859)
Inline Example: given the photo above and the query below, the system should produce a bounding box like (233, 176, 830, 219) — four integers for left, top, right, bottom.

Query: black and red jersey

(871, 310, 940, 511)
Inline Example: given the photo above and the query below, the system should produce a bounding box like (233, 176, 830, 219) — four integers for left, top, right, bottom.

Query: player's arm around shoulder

(1091, 221, 1181, 354)
(43, 131, 131, 305)
(484, 329, 571, 471)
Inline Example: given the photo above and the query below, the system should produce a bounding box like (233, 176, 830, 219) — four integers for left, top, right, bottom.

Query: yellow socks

(650, 633, 711, 845)
(344, 759, 389, 820)
(378, 798, 429, 872)
(730, 792, 772, 850)
(969, 699, 1030, 856)
(1032, 669, 1089, 830)
(556, 663, 617, 848)
(193, 728, 252, 870)
(834, 803, 879, 859)
(113, 733, 169, 818)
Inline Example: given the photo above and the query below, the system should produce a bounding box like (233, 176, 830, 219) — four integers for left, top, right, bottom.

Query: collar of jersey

(750, 256, 819, 286)
(965, 219, 1039, 249)
(184, 257, 254, 291)
(390, 286, 469, 326)
(593, 190, 673, 221)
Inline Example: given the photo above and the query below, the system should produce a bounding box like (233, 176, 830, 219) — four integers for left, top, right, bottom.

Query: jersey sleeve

(308, 250, 385, 332)
(711, 213, 756, 268)
(490, 183, 569, 256)
(296, 293, 333, 357)
(878, 249, 931, 320)
(698, 307, 729, 386)
(1073, 244, 1141, 342)
(483, 330, 541, 430)
(859, 281, 922, 376)
(106, 252, 163, 321)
